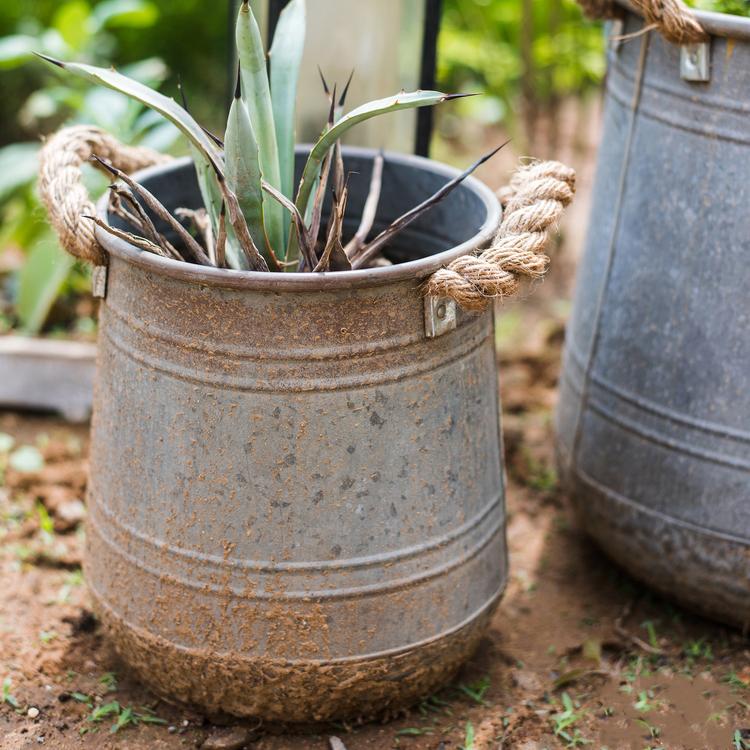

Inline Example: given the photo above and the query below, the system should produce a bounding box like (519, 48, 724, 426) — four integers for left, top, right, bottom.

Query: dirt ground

(3, 111, 750, 748)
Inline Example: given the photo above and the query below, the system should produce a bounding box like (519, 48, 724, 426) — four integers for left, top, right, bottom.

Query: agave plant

(38, 0, 501, 273)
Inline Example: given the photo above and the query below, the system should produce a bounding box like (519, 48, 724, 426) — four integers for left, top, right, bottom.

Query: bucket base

(90, 589, 502, 722)
(568, 470, 750, 630)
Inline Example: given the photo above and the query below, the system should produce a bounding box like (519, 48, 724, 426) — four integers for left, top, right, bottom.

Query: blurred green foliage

(0, 0, 187, 334)
(1, 0, 608, 334)
(687, 0, 750, 15)
(0, 0, 231, 146)
(438, 0, 606, 136)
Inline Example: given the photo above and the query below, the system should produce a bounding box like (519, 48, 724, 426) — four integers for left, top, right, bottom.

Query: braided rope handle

(424, 161, 576, 312)
(578, 0, 706, 44)
(38, 125, 171, 265)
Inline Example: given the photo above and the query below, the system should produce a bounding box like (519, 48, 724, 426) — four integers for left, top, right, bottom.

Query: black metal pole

(228, 0, 241, 112)
(416, 0, 443, 157)
(267, 0, 286, 47)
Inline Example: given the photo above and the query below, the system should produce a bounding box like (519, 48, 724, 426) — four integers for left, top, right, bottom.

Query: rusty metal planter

(87, 147, 505, 721)
(557, 6, 750, 627)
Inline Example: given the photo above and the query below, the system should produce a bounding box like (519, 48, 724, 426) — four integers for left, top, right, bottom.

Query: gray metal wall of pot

(557, 8, 750, 627)
(86, 150, 506, 721)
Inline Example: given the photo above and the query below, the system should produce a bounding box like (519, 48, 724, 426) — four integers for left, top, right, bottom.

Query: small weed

(36, 502, 55, 539)
(551, 692, 590, 746)
(726, 670, 750, 691)
(2, 677, 19, 709)
(623, 656, 649, 684)
(99, 672, 118, 693)
(523, 451, 558, 492)
(418, 693, 453, 718)
(636, 718, 660, 739)
(396, 727, 433, 737)
(39, 630, 58, 644)
(684, 637, 713, 662)
(71, 691, 92, 704)
(55, 568, 84, 605)
(634, 690, 655, 713)
(462, 720, 475, 750)
(641, 621, 659, 651)
(734, 729, 750, 749)
(459, 676, 491, 706)
(82, 700, 166, 735)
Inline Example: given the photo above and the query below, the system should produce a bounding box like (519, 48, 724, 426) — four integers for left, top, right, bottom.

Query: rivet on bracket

(424, 296, 457, 339)
(681, 42, 710, 82)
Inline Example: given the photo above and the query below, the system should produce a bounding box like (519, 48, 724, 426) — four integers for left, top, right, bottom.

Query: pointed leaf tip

(339, 69, 355, 108)
(443, 92, 480, 101)
(33, 52, 65, 68)
(89, 154, 117, 175)
(200, 125, 224, 148)
(177, 75, 189, 112)
(234, 62, 242, 99)
(317, 65, 330, 96)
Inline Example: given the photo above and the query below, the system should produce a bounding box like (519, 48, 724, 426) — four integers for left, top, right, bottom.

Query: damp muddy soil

(2, 301, 750, 750)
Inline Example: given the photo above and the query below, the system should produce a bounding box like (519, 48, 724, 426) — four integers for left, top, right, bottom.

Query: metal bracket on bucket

(609, 19, 624, 53)
(92, 265, 108, 299)
(681, 42, 710, 82)
(424, 296, 457, 339)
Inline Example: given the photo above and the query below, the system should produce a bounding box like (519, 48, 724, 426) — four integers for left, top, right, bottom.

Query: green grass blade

(286, 89, 458, 265)
(191, 149, 246, 270)
(270, 0, 306, 248)
(225, 93, 266, 265)
(236, 1, 284, 257)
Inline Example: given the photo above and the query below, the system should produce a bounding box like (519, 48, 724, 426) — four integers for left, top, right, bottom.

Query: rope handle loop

(424, 160, 576, 312)
(38, 125, 171, 265)
(577, 0, 707, 45)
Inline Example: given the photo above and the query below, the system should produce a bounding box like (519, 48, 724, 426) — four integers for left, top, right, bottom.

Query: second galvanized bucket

(84, 148, 506, 721)
(558, 3, 750, 627)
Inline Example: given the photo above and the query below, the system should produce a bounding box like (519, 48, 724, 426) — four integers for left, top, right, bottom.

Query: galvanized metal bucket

(87, 147, 506, 721)
(557, 5, 750, 627)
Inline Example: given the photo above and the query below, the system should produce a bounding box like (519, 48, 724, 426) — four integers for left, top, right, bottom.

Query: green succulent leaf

(236, 0, 284, 257)
(225, 95, 267, 266)
(35, 56, 223, 175)
(286, 89, 458, 266)
(36, 54, 229, 261)
(269, 0, 306, 209)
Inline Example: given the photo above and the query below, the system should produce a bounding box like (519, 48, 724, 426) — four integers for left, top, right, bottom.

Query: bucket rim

(95, 145, 501, 292)
(616, 0, 750, 41)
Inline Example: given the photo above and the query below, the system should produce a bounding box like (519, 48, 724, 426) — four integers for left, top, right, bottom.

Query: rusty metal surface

(87, 149, 507, 721)
(557, 12, 750, 628)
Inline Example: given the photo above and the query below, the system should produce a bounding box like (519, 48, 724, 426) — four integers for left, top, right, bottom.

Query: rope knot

(38, 125, 171, 265)
(577, 0, 706, 45)
(424, 160, 576, 311)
